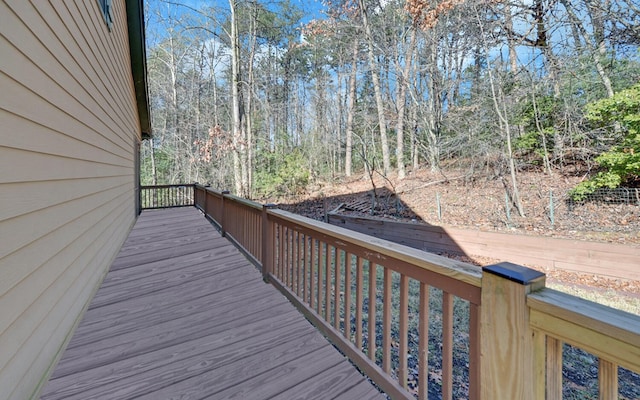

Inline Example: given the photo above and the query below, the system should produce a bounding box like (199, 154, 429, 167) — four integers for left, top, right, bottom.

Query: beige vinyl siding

(0, 1, 142, 398)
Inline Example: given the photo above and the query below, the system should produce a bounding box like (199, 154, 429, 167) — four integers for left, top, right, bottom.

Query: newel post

(203, 185, 210, 217)
(480, 262, 546, 400)
(261, 204, 276, 282)
(220, 190, 230, 236)
(192, 183, 198, 207)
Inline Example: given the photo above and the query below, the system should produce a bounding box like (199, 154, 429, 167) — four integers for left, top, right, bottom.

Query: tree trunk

(425, 37, 441, 172)
(346, 40, 358, 177)
(395, 27, 416, 180)
(149, 138, 157, 185)
(410, 100, 419, 169)
(476, 7, 526, 217)
(531, 92, 553, 175)
(504, 106, 526, 217)
(245, 6, 258, 197)
(588, 0, 615, 98)
(560, 0, 615, 97)
(357, 0, 391, 176)
(229, 0, 244, 195)
(504, 2, 518, 72)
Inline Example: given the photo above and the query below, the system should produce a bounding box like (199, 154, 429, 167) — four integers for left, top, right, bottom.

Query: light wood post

(220, 190, 230, 236)
(262, 204, 276, 282)
(480, 262, 546, 400)
(599, 359, 618, 399)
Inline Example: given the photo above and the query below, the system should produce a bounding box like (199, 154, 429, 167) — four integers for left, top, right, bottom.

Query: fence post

(480, 262, 546, 400)
(549, 190, 555, 227)
(262, 204, 276, 282)
(221, 190, 230, 237)
(505, 191, 511, 225)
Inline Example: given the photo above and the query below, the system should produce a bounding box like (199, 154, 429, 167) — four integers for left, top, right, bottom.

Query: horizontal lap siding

(0, 1, 140, 399)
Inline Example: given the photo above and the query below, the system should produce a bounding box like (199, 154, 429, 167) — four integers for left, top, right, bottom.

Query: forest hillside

(142, 0, 639, 210)
(277, 167, 640, 244)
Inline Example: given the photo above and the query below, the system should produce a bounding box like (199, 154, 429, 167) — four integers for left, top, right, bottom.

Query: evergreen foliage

(571, 84, 640, 200)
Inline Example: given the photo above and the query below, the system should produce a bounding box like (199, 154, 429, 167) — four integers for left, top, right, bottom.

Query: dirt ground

(275, 168, 640, 297)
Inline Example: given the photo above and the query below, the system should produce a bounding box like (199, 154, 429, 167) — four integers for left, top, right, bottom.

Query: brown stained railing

(141, 184, 195, 209)
(194, 185, 263, 264)
(223, 194, 263, 264)
(198, 187, 225, 231)
(192, 184, 640, 400)
(265, 209, 482, 400)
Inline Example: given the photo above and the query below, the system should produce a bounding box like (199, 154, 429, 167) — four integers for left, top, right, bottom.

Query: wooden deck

(40, 207, 384, 400)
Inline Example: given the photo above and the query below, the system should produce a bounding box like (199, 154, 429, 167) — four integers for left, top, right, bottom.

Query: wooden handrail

(193, 185, 483, 398)
(141, 184, 193, 189)
(269, 209, 482, 289)
(140, 184, 195, 209)
(191, 185, 640, 400)
(224, 193, 263, 210)
(528, 289, 640, 367)
(528, 288, 640, 399)
(265, 209, 482, 399)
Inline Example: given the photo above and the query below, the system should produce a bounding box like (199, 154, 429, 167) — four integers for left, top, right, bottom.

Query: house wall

(0, 1, 142, 398)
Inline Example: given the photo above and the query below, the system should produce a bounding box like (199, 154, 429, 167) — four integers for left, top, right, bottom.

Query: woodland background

(141, 0, 639, 221)
(142, 4, 640, 394)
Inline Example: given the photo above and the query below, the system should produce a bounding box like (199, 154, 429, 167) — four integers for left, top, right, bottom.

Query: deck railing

(191, 184, 640, 400)
(527, 289, 640, 398)
(141, 184, 195, 209)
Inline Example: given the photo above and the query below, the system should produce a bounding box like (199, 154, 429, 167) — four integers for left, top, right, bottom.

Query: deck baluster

(383, 268, 392, 373)
(334, 248, 340, 329)
(356, 257, 364, 350)
(442, 291, 454, 399)
(310, 238, 316, 310)
(419, 282, 430, 400)
(317, 241, 324, 316)
(399, 274, 409, 388)
(368, 262, 377, 362)
(344, 252, 352, 341)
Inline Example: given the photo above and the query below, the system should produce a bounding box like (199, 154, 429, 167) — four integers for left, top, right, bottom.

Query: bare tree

(357, 0, 391, 175)
(394, 26, 416, 179)
(345, 39, 358, 177)
(476, 6, 526, 217)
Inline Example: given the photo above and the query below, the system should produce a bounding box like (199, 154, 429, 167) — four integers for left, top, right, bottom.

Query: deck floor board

(41, 207, 384, 400)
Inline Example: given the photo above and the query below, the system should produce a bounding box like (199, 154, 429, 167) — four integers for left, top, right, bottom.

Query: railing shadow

(278, 188, 472, 260)
(278, 187, 424, 222)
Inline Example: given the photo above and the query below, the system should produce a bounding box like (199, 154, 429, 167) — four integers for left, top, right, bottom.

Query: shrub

(571, 84, 640, 201)
(254, 149, 310, 197)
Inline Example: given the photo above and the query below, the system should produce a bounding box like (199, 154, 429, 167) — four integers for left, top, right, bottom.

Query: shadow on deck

(40, 207, 384, 400)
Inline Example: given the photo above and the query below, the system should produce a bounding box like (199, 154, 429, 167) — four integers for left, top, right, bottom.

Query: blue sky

(147, 0, 326, 24)
(145, 0, 327, 47)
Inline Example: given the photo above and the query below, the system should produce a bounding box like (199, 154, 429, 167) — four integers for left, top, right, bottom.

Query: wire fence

(569, 187, 640, 205)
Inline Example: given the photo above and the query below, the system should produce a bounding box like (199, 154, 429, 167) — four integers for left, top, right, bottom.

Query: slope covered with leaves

(277, 168, 640, 302)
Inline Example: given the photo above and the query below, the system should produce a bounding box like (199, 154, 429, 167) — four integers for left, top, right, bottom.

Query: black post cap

(483, 262, 545, 285)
